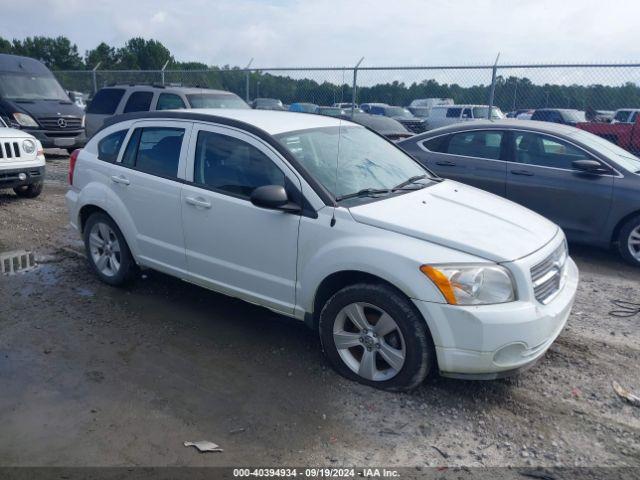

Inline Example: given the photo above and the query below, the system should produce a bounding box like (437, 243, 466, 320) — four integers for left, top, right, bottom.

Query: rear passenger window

(447, 131, 504, 159)
(123, 92, 154, 113)
(86, 89, 125, 115)
(446, 108, 462, 118)
(122, 127, 184, 178)
(156, 93, 186, 110)
(193, 131, 285, 198)
(97, 130, 127, 163)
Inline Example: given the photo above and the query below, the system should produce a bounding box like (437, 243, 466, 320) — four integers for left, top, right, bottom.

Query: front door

(180, 123, 302, 315)
(506, 130, 614, 240)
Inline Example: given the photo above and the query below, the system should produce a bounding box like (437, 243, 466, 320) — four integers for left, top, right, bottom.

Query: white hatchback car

(66, 109, 579, 391)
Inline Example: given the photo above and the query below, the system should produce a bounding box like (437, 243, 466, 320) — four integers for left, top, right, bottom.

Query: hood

(0, 126, 34, 139)
(348, 180, 558, 262)
(393, 116, 422, 122)
(8, 99, 84, 119)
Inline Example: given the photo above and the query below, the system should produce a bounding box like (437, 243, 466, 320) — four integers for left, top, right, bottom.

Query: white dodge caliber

(66, 109, 578, 391)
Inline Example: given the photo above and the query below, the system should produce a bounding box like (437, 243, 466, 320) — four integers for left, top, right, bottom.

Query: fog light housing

(18, 173, 27, 181)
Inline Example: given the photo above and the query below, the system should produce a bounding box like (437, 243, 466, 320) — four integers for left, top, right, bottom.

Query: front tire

(13, 181, 43, 198)
(83, 212, 137, 286)
(319, 283, 434, 391)
(618, 215, 640, 267)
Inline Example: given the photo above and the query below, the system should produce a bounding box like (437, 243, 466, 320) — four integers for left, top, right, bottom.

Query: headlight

(420, 264, 516, 305)
(81, 115, 85, 128)
(22, 139, 36, 154)
(12, 113, 39, 127)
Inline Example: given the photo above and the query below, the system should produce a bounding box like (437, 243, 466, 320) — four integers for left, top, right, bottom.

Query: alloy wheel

(88, 222, 121, 277)
(332, 302, 406, 381)
(629, 225, 640, 261)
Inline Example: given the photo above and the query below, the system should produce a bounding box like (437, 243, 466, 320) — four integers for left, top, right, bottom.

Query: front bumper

(24, 128, 86, 149)
(0, 165, 45, 189)
(413, 255, 578, 378)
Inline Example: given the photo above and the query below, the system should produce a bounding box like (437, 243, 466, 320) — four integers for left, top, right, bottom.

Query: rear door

(110, 120, 193, 274)
(417, 129, 508, 195)
(506, 130, 614, 239)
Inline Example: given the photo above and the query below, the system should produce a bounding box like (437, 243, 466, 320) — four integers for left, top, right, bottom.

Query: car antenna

(331, 65, 350, 227)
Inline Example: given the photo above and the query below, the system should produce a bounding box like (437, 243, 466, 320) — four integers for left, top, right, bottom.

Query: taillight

(69, 149, 81, 185)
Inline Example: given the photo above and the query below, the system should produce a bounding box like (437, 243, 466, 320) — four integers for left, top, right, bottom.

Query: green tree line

(1, 35, 639, 110)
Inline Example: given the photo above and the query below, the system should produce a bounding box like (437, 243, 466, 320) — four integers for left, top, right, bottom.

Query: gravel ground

(0, 154, 639, 471)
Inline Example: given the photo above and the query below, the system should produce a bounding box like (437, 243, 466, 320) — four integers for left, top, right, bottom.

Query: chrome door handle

(110, 175, 130, 185)
(185, 196, 212, 209)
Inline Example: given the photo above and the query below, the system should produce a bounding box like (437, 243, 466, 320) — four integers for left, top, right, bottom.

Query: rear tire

(618, 215, 640, 267)
(83, 212, 137, 286)
(319, 283, 434, 391)
(13, 181, 43, 198)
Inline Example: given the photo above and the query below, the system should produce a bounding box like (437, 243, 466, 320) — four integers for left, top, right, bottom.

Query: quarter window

(123, 91, 154, 113)
(514, 132, 591, 169)
(122, 127, 184, 177)
(156, 93, 186, 110)
(446, 130, 504, 160)
(193, 131, 284, 198)
(421, 136, 448, 153)
(97, 130, 127, 163)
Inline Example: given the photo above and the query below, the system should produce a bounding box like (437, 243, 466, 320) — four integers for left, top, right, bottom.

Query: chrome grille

(37, 116, 83, 130)
(531, 241, 568, 304)
(0, 142, 20, 159)
(398, 119, 426, 133)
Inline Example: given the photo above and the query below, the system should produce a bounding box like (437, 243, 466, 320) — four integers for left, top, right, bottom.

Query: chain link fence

(54, 62, 640, 115)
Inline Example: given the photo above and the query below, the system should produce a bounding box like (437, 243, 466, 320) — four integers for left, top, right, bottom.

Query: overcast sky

(1, 0, 638, 68)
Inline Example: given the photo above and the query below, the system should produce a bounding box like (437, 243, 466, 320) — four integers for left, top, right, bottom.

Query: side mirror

(250, 185, 301, 213)
(572, 159, 609, 174)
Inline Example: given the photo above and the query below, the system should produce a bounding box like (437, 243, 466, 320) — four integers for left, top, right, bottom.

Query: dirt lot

(0, 154, 639, 470)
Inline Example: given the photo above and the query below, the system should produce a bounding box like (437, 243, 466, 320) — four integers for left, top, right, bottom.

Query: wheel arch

(308, 270, 418, 331)
(611, 209, 640, 245)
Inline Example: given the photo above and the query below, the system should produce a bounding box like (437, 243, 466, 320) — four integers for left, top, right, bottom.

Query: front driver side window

(193, 131, 285, 198)
(514, 132, 592, 170)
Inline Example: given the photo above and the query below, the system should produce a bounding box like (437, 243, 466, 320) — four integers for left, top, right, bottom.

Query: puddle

(0, 250, 36, 275)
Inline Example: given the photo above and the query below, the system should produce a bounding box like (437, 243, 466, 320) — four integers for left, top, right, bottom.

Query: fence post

(91, 62, 101, 95)
(487, 53, 500, 118)
(245, 58, 254, 102)
(161, 60, 170, 85)
(351, 57, 364, 119)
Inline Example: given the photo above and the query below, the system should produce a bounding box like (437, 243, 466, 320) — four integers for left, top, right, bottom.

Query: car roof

(103, 108, 357, 135)
(104, 85, 235, 95)
(430, 104, 491, 109)
(405, 119, 585, 139)
(0, 53, 51, 75)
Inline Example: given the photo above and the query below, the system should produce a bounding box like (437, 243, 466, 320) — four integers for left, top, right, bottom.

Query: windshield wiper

(336, 188, 391, 201)
(392, 174, 428, 190)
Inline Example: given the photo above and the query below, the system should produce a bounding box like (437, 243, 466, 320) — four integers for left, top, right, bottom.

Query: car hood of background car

(348, 180, 559, 262)
(0, 127, 35, 139)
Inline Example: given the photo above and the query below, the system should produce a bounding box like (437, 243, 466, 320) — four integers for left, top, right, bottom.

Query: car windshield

(472, 107, 505, 119)
(0, 72, 69, 101)
(385, 107, 412, 118)
(275, 125, 429, 199)
(569, 129, 640, 172)
(186, 93, 249, 109)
